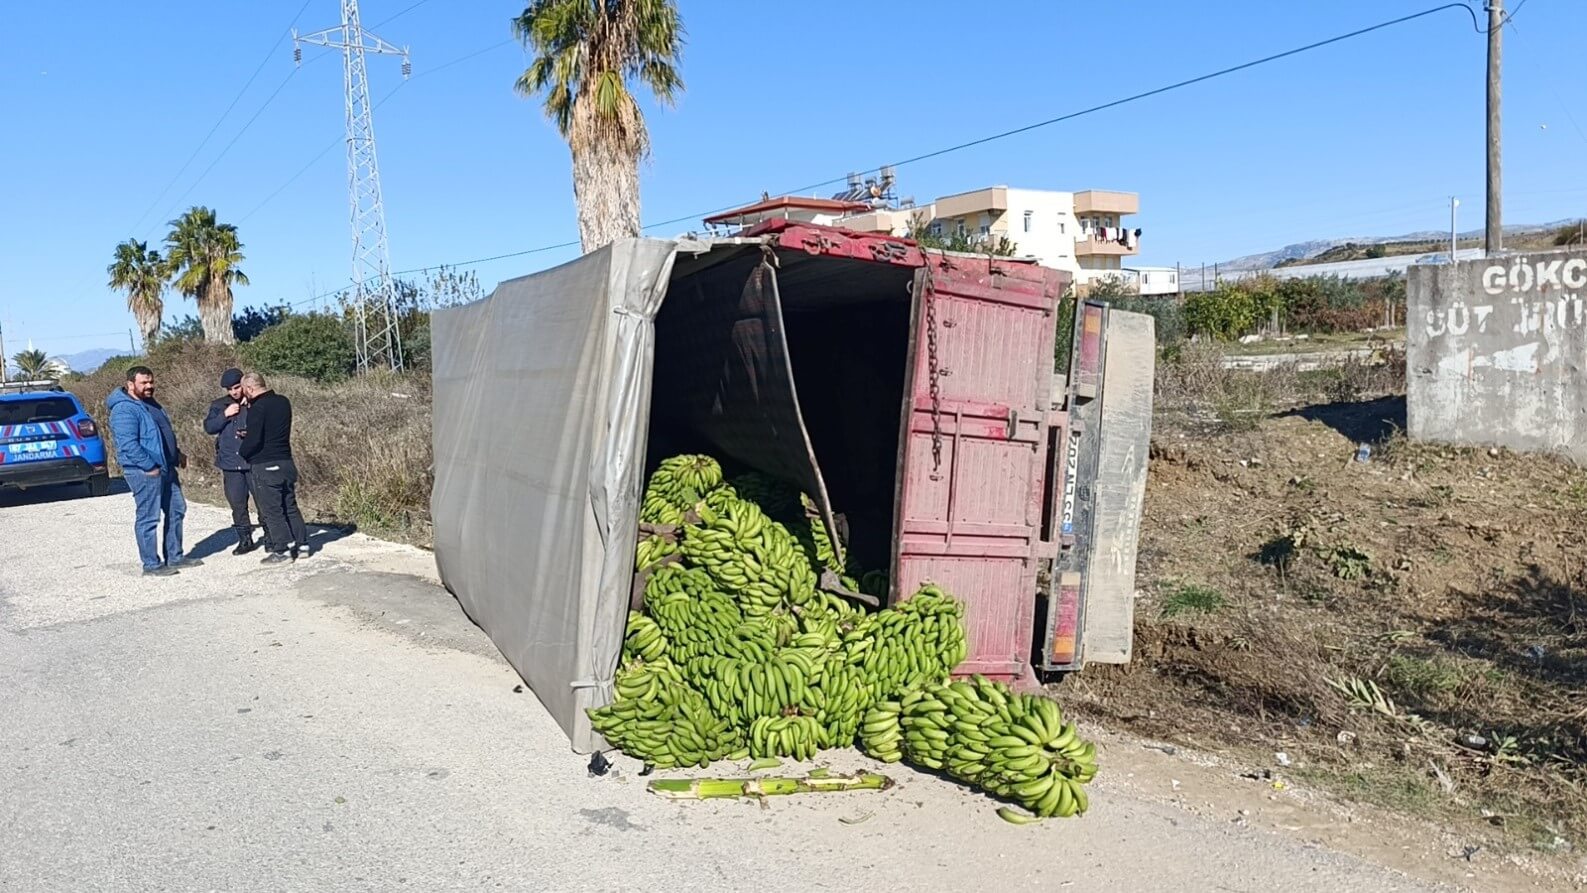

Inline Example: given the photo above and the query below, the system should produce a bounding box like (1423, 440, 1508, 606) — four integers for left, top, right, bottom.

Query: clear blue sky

(3, 0, 1584, 359)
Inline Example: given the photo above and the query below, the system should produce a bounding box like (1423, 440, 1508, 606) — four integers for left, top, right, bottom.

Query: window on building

(1022, 210, 1033, 233)
(1058, 221, 1065, 235)
(929, 222, 943, 237)
(955, 219, 967, 237)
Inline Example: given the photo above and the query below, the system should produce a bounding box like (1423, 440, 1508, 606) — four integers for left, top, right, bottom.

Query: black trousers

(222, 469, 254, 539)
(251, 459, 309, 555)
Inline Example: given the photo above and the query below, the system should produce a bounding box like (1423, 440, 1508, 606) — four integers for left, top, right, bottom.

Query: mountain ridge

(1218, 218, 1579, 271)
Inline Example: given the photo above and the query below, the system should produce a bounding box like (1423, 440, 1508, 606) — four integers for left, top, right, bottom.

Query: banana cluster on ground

(860, 675, 1098, 819)
(839, 585, 968, 703)
(589, 453, 1098, 820)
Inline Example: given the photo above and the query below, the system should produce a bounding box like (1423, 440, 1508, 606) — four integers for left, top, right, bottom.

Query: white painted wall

(1001, 188, 1080, 279)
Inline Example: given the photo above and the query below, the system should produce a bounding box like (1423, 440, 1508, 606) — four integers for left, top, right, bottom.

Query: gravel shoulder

(0, 488, 1538, 892)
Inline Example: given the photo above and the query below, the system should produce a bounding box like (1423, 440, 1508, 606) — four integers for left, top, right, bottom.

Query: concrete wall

(1407, 249, 1587, 461)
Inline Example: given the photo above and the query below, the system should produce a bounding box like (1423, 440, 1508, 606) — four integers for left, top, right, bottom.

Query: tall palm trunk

(132, 306, 161, 349)
(199, 278, 235, 344)
(570, 106, 642, 253)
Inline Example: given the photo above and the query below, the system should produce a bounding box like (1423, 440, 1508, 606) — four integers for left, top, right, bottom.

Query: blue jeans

(127, 469, 186, 571)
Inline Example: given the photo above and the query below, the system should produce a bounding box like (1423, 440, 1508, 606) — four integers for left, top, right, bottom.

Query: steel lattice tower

(294, 0, 409, 372)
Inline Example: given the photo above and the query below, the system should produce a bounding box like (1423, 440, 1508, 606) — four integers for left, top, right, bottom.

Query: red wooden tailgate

(892, 253, 1063, 683)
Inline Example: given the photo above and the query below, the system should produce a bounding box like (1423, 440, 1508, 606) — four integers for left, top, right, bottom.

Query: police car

(0, 380, 111, 497)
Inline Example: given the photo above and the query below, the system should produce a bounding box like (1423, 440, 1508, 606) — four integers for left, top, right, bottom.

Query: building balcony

(1073, 190, 1139, 216)
(1076, 234, 1139, 256)
(934, 186, 1008, 219)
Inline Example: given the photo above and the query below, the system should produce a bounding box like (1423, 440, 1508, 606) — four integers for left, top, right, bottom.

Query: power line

(126, 0, 315, 237)
(236, 40, 515, 225)
(144, 64, 318, 241)
(370, 0, 434, 30)
(1503, 2, 1587, 149)
(288, 1, 1492, 305)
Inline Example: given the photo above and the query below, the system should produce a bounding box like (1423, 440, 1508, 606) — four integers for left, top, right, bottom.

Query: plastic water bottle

(1355, 444, 1371, 463)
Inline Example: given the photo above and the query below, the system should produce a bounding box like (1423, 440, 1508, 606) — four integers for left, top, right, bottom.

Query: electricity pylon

(294, 0, 410, 372)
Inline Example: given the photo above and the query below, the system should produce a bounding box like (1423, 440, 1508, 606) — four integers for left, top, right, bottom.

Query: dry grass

(79, 342, 433, 545)
(1155, 341, 1405, 434)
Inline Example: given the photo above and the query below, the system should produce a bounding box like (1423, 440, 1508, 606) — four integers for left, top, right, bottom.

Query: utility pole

(1450, 196, 1460, 263)
(1486, 0, 1503, 255)
(294, 0, 410, 373)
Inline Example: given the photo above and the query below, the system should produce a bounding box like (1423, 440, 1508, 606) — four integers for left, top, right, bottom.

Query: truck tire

(86, 474, 111, 497)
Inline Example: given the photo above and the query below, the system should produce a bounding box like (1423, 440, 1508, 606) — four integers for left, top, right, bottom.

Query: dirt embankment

(1075, 393, 1587, 868)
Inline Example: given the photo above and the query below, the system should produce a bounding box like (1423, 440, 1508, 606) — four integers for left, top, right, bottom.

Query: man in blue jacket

(108, 366, 202, 576)
(203, 367, 257, 555)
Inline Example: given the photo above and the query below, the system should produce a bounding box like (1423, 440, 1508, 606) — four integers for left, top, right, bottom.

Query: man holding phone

(203, 367, 258, 555)
(108, 365, 201, 576)
(238, 371, 309, 564)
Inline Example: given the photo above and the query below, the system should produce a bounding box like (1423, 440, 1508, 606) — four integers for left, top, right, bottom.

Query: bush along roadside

(79, 339, 433, 544)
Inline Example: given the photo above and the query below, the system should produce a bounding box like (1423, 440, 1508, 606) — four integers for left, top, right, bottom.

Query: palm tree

(513, 0, 684, 253)
(165, 206, 249, 344)
(108, 239, 167, 349)
(12, 349, 62, 381)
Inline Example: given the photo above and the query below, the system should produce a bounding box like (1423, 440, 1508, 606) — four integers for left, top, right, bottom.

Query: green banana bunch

(622, 611, 668, 663)
(636, 534, 679, 571)
(895, 676, 1097, 818)
(749, 714, 824, 761)
(810, 663, 874, 747)
(857, 700, 904, 763)
(796, 492, 842, 575)
(590, 682, 746, 769)
(640, 454, 725, 524)
(840, 584, 969, 703)
(688, 648, 819, 729)
(682, 494, 816, 615)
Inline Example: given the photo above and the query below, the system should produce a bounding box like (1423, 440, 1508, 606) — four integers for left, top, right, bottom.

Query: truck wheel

(86, 474, 111, 497)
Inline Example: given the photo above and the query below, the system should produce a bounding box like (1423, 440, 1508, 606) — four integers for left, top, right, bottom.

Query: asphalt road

(0, 489, 1453, 892)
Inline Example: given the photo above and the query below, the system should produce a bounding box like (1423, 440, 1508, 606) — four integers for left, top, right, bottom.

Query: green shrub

(93, 354, 145, 376)
(1184, 282, 1258, 340)
(242, 314, 356, 383)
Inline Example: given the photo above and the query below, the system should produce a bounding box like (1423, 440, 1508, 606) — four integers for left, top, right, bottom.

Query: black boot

(233, 529, 259, 556)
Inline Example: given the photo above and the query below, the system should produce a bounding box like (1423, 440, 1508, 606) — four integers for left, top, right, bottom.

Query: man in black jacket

(203, 368, 259, 555)
(238, 372, 309, 564)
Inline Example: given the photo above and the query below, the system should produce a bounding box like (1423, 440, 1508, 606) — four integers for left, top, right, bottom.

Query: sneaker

(143, 566, 179, 577)
(260, 552, 292, 566)
(233, 539, 259, 556)
(167, 558, 204, 570)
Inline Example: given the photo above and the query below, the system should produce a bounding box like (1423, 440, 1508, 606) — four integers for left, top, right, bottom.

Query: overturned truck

(431, 222, 1153, 751)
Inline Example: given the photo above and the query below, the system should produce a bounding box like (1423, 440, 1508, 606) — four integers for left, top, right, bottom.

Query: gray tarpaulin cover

(430, 239, 679, 753)
(431, 237, 843, 752)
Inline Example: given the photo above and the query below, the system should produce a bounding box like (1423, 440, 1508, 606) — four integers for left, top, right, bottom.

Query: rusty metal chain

(919, 256, 945, 478)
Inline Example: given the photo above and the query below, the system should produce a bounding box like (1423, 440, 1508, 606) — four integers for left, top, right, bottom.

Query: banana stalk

(647, 772, 894, 800)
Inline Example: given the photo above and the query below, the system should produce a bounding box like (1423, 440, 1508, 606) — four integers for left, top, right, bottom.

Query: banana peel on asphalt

(647, 772, 894, 800)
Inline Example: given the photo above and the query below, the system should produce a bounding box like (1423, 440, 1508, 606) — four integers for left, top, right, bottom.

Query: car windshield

(0, 397, 77, 425)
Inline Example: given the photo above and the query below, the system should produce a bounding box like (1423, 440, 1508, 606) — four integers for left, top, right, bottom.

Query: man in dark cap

(203, 367, 258, 554)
